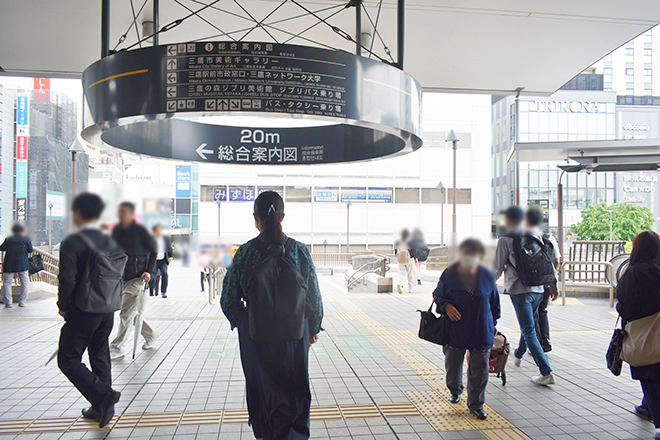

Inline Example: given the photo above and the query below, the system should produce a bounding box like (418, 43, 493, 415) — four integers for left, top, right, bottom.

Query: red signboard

(33, 77, 50, 101)
(16, 136, 27, 160)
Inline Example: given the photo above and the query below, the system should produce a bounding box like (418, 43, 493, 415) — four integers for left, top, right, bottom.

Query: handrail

(345, 257, 388, 286)
(347, 268, 384, 290)
(561, 260, 615, 307)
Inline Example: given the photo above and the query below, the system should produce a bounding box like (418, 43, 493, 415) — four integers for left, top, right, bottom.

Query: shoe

(81, 406, 101, 421)
(635, 404, 652, 422)
(98, 390, 120, 428)
(397, 284, 402, 295)
(449, 394, 461, 404)
(418, 280, 422, 285)
(161, 293, 167, 298)
(655, 432, 660, 440)
(531, 373, 555, 385)
(4, 304, 12, 308)
(513, 356, 521, 367)
(110, 348, 126, 361)
(470, 408, 488, 420)
(18, 302, 25, 307)
(142, 333, 158, 350)
(542, 342, 552, 353)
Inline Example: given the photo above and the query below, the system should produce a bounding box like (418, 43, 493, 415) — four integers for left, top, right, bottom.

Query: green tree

(571, 203, 655, 242)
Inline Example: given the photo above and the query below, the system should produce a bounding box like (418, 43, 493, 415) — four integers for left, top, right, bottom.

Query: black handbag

(606, 316, 624, 376)
(28, 254, 45, 275)
(418, 299, 450, 345)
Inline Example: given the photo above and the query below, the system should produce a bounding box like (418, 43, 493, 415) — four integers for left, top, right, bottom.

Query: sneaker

(110, 348, 126, 360)
(531, 373, 555, 385)
(4, 304, 12, 309)
(513, 356, 521, 367)
(161, 293, 167, 298)
(397, 284, 403, 295)
(142, 333, 158, 350)
(18, 302, 25, 307)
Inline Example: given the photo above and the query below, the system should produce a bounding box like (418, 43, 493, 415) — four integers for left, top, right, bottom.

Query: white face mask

(459, 254, 480, 270)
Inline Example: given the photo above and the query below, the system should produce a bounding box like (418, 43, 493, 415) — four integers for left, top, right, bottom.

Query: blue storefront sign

(213, 187, 227, 202)
(176, 181, 191, 198)
(17, 95, 28, 126)
(16, 162, 28, 198)
(341, 187, 367, 202)
(176, 165, 192, 182)
(314, 188, 339, 202)
(258, 187, 284, 197)
(368, 187, 393, 203)
(229, 186, 256, 201)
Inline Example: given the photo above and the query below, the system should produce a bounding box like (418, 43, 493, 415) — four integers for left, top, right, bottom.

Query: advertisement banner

(46, 191, 66, 220)
(257, 187, 284, 197)
(228, 186, 256, 202)
(213, 187, 227, 202)
(33, 78, 50, 101)
(16, 136, 27, 160)
(17, 95, 29, 126)
(176, 181, 192, 198)
(15, 162, 27, 198)
(16, 198, 27, 221)
(341, 187, 367, 202)
(314, 188, 339, 202)
(368, 187, 393, 203)
(176, 165, 192, 182)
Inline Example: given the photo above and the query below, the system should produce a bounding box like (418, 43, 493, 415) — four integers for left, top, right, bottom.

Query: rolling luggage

(489, 331, 510, 385)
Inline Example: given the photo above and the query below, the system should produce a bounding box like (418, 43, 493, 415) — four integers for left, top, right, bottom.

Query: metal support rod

(102, 0, 111, 57)
(440, 188, 444, 245)
(557, 180, 564, 267)
(217, 202, 221, 236)
(48, 205, 53, 252)
(355, 0, 362, 56)
(452, 142, 457, 258)
(346, 201, 351, 254)
(153, 0, 159, 46)
(397, 0, 404, 69)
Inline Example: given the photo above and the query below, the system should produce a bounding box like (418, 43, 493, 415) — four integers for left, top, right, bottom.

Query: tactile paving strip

(222, 409, 250, 424)
(338, 404, 381, 419)
(378, 403, 420, 418)
(482, 428, 533, 440)
(180, 410, 222, 425)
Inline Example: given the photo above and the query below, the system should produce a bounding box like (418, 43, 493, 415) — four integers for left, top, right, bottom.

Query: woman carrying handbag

(616, 231, 660, 439)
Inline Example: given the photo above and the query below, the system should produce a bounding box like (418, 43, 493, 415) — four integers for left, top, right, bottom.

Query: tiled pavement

(0, 263, 657, 440)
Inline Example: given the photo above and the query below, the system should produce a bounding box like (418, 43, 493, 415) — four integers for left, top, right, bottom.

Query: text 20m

(240, 129, 280, 144)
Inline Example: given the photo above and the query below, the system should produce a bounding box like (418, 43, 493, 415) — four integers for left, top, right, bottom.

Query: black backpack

(75, 232, 128, 314)
(506, 232, 556, 287)
(246, 238, 307, 343)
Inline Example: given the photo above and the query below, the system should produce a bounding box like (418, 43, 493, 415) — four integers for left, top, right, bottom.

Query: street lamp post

(437, 181, 445, 245)
(48, 202, 53, 252)
(604, 209, 613, 241)
(69, 141, 85, 197)
(445, 130, 459, 261)
(215, 199, 221, 237)
(346, 200, 352, 254)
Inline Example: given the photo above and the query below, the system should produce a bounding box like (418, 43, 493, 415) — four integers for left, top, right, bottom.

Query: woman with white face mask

(432, 239, 501, 421)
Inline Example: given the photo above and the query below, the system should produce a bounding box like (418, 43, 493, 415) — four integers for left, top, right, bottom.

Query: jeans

(511, 292, 553, 376)
(58, 310, 114, 407)
(535, 287, 551, 348)
(149, 259, 169, 295)
(444, 346, 490, 411)
(110, 278, 157, 353)
(2, 271, 29, 305)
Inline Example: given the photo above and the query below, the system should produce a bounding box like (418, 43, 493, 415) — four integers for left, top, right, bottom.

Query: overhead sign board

(314, 188, 339, 202)
(82, 41, 422, 165)
(341, 187, 367, 202)
(228, 186, 256, 202)
(368, 187, 393, 203)
(213, 187, 227, 202)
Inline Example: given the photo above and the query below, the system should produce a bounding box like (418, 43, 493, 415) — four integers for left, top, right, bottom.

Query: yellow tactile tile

(180, 410, 222, 425)
(24, 418, 77, 432)
(134, 411, 182, 428)
(377, 403, 420, 418)
(482, 428, 532, 440)
(222, 409, 250, 424)
(310, 406, 342, 420)
(426, 414, 477, 431)
(338, 404, 381, 419)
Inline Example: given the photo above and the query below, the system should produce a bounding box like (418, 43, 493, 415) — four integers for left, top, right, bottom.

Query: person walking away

(616, 230, 660, 439)
(57, 193, 124, 428)
(494, 206, 556, 385)
(409, 228, 430, 286)
(110, 202, 158, 359)
(149, 225, 172, 298)
(0, 223, 33, 308)
(525, 209, 561, 353)
(395, 229, 415, 294)
(434, 239, 500, 420)
(221, 191, 324, 440)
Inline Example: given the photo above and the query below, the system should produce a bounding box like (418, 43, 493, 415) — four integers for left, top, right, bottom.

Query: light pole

(215, 199, 221, 237)
(48, 202, 53, 252)
(445, 130, 459, 261)
(604, 209, 613, 241)
(346, 200, 352, 254)
(69, 141, 85, 197)
(437, 181, 445, 245)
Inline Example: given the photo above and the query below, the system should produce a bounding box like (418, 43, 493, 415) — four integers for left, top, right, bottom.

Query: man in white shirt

(149, 225, 173, 298)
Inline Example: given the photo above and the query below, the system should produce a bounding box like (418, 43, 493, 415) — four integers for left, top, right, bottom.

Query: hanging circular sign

(81, 41, 422, 164)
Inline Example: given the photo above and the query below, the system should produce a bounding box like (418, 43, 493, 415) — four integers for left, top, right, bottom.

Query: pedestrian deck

(0, 263, 655, 440)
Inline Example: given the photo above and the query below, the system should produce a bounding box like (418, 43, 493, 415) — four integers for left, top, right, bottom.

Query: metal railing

(0, 248, 60, 287)
(345, 257, 389, 290)
(207, 267, 226, 305)
(567, 241, 625, 283)
(311, 253, 355, 268)
(561, 260, 615, 307)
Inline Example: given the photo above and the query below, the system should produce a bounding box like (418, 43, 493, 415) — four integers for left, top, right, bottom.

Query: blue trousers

(511, 292, 553, 376)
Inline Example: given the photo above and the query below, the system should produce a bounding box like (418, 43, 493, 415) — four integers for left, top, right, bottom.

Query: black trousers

(535, 286, 551, 348)
(58, 310, 114, 407)
(641, 379, 660, 429)
(149, 259, 169, 295)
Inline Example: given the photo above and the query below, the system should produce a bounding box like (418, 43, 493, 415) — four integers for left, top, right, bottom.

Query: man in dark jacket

(57, 193, 121, 428)
(0, 223, 33, 307)
(109, 202, 158, 359)
(149, 224, 173, 298)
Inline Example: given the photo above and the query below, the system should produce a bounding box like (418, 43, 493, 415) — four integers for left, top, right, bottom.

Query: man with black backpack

(494, 206, 556, 386)
(109, 202, 158, 359)
(57, 193, 125, 428)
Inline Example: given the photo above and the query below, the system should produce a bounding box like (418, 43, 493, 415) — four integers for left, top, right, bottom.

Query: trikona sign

(529, 101, 603, 113)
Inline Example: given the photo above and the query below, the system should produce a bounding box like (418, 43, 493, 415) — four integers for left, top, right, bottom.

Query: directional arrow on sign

(167, 45, 177, 56)
(167, 73, 177, 83)
(167, 87, 177, 97)
(167, 59, 177, 69)
(196, 143, 214, 160)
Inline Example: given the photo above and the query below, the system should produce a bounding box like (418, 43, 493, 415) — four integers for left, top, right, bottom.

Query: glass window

(395, 188, 420, 204)
(176, 215, 191, 229)
(626, 88, 635, 95)
(604, 67, 612, 74)
(192, 215, 198, 231)
(645, 48, 653, 62)
(446, 189, 471, 205)
(286, 186, 311, 203)
(626, 48, 634, 56)
(175, 198, 191, 214)
(645, 68, 653, 76)
(646, 89, 653, 96)
(626, 68, 635, 78)
(422, 188, 444, 204)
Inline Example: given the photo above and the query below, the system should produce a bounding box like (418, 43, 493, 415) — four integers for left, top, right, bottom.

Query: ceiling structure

(1, 1, 660, 95)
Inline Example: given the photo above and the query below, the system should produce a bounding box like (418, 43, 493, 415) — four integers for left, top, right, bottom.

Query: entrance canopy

(509, 138, 660, 172)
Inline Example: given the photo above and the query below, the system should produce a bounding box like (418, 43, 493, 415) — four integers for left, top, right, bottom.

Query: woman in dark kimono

(221, 191, 324, 440)
(616, 231, 660, 440)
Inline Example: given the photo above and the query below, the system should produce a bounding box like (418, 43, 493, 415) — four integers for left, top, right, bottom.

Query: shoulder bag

(606, 316, 624, 376)
(621, 310, 660, 367)
(417, 299, 450, 345)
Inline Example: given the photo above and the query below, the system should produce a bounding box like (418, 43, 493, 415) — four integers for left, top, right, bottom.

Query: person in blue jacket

(433, 238, 501, 420)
